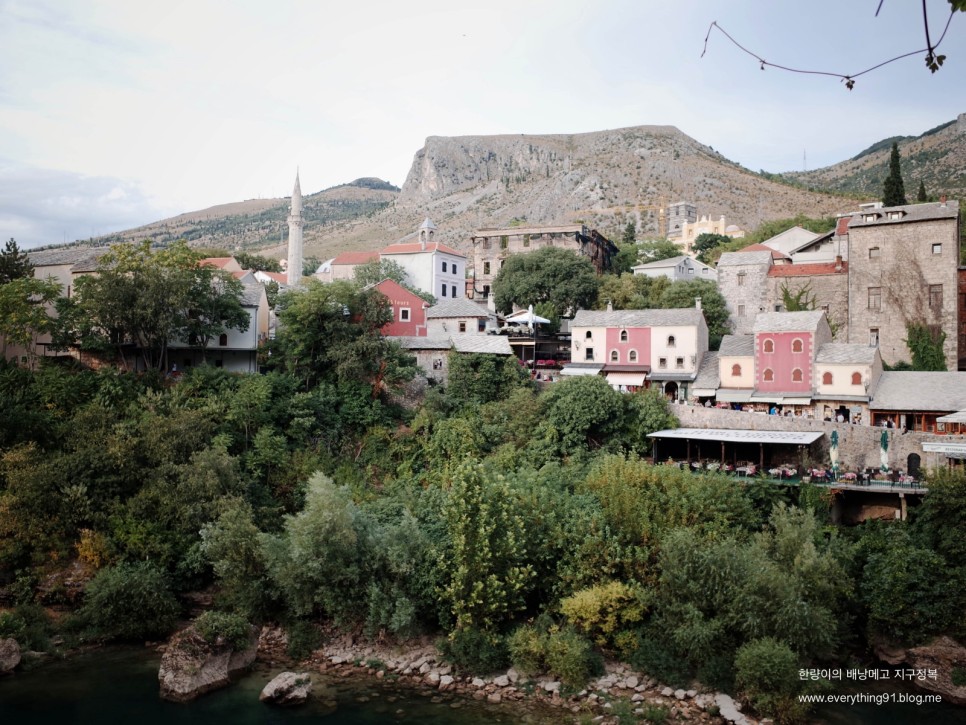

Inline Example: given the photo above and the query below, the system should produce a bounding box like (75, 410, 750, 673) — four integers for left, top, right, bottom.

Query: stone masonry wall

(767, 272, 850, 339)
(671, 403, 962, 473)
(718, 259, 771, 335)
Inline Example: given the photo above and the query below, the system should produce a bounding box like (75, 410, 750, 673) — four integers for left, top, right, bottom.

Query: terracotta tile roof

(332, 251, 380, 265)
(835, 216, 851, 236)
(381, 242, 465, 257)
(200, 257, 236, 268)
(740, 244, 789, 260)
(259, 271, 287, 284)
(768, 261, 848, 277)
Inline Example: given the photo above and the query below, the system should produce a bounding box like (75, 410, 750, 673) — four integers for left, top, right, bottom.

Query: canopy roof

(647, 428, 823, 445)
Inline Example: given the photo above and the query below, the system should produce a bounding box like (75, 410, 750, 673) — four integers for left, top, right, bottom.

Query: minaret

(287, 170, 304, 288)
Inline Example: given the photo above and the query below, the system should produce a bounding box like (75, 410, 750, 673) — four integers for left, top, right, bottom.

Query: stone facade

(716, 251, 772, 335)
(666, 201, 696, 240)
(846, 201, 960, 369)
(766, 260, 850, 338)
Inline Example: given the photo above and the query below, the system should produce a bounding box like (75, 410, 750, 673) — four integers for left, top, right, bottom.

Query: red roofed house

(371, 279, 428, 337)
(200, 257, 244, 273)
(380, 219, 466, 301)
(315, 251, 380, 283)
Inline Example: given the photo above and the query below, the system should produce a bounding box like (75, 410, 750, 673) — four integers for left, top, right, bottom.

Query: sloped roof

(371, 278, 428, 305)
(835, 216, 851, 236)
(426, 298, 489, 319)
(692, 351, 720, 390)
(753, 310, 825, 333)
(717, 250, 773, 267)
(200, 257, 236, 269)
(768, 261, 847, 277)
(332, 251, 380, 265)
(381, 241, 465, 257)
(816, 343, 877, 365)
(256, 271, 287, 285)
(632, 255, 687, 269)
(392, 336, 452, 350)
(718, 335, 755, 356)
(871, 372, 966, 411)
(27, 247, 106, 267)
(740, 243, 789, 260)
(239, 281, 266, 307)
(757, 226, 820, 255)
(572, 307, 705, 328)
(848, 200, 959, 228)
(451, 335, 513, 355)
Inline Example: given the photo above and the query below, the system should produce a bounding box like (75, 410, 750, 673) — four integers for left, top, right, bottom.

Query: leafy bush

(194, 611, 251, 651)
(438, 627, 509, 673)
(560, 580, 650, 649)
(78, 561, 179, 640)
(0, 604, 52, 651)
(286, 621, 322, 660)
(734, 638, 806, 723)
(543, 627, 602, 689)
(508, 624, 545, 675)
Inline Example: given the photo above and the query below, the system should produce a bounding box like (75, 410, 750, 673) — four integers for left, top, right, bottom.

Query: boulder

(714, 693, 750, 725)
(906, 636, 966, 706)
(158, 624, 257, 702)
(259, 671, 312, 706)
(0, 638, 20, 674)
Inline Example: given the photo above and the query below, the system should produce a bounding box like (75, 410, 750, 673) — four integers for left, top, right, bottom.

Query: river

(0, 647, 554, 724)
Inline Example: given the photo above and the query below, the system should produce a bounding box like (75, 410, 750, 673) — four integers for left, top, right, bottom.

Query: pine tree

(0, 238, 33, 284)
(917, 179, 927, 203)
(882, 142, 907, 207)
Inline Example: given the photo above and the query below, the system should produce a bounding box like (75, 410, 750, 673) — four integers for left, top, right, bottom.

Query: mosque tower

(286, 170, 304, 288)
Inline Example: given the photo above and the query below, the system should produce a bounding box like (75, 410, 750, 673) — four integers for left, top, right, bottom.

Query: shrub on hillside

(734, 637, 806, 723)
(193, 611, 251, 651)
(438, 627, 509, 673)
(78, 561, 179, 640)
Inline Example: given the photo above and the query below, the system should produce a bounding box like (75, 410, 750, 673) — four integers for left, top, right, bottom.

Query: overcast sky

(1, 0, 963, 247)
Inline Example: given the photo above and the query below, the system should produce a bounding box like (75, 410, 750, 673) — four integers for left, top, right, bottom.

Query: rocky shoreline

(254, 627, 762, 725)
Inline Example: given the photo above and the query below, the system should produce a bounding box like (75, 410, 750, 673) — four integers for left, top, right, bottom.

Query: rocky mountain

(779, 114, 966, 200)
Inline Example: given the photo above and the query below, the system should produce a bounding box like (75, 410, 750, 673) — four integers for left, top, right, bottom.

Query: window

(932, 243, 942, 255)
(737, 271, 746, 287)
(864, 214, 877, 222)
(452, 264, 459, 276)
(400, 308, 410, 321)
(737, 304, 745, 317)
(763, 368, 774, 382)
(585, 347, 594, 361)
(659, 357, 667, 369)
(763, 339, 774, 353)
(731, 364, 742, 377)
(851, 371, 862, 385)
(869, 247, 881, 259)
(500, 235, 508, 249)
(791, 368, 803, 383)
(888, 211, 902, 220)
(870, 328, 879, 347)
(822, 372, 833, 385)
(458, 321, 467, 333)
(675, 357, 684, 369)
(452, 285, 457, 298)
(483, 261, 490, 275)
(791, 338, 804, 353)
(478, 319, 486, 332)
(687, 267, 694, 275)
(620, 329, 628, 342)
(629, 350, 638, 362)
(585, 330, 592, 339)
(610, 350, 619, 362)
(482, 238, 491, 249)
(667, 335, 676, 347)
(442, 261, 448, 272)
(868, 287, 881, 311)
(219, 333, 228, 347)
(441, 284, 447, 297)
(482, 284, 490, 298)
(929, 284, 943, 310)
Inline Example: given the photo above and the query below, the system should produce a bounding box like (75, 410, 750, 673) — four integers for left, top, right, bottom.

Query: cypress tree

(882, 142, 907, 207)
(917, 179, 927, 203)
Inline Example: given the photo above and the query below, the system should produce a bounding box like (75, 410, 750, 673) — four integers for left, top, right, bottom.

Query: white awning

(716, 389, 753, 403)
(923, 441, 966, 459)
(560, 365, 603, 377)
(648, 428, 824, 445)
(606, 372, 647, 387)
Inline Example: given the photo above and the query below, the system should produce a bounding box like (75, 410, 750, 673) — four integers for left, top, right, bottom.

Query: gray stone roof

(692, 351, 720, 390)
(816, 343, 877, 365)
(572, 307, 704, 328)
(717, 251, 773, 267)
(392, 336, 452, 350)
(752, 310, 825, 333)
(239, 281, 264, 307)
(718, 335, 755, 356)
(451, 335, 513, 355)
(632, 255, 687, 269)
(871, 371, 966, 411)
(426, 298, 489, 319)
(28, 247, 106, 269)
(848, 200, 960, 228)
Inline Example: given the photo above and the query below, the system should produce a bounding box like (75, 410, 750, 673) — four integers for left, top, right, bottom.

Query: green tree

(78, 561, 180, 640)
(234, 252, 282, 272)
(492, 247, 599, 318)
(0, 277, 61, 355)
(904, 323, 946, 371)
(917, 179, 928, 203)
(0, 239, 34, 284)
(692, 233, 731, 264)
(621, 220, 637, 245)
(882, 141, 907, 207)
(447, 353, 531, 406)
(541, 375, 627, 452)
(353, 258, 435, 303)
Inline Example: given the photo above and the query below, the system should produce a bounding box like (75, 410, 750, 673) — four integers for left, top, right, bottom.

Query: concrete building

(469, 224, 617, 308)
(846, 200, 960, 369)
(315, 251, 380, 283)
(632, 255, 717, 282)
(381, 219, 466, 301)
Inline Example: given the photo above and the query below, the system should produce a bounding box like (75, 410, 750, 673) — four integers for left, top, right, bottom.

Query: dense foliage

(492, 246, 599, 318)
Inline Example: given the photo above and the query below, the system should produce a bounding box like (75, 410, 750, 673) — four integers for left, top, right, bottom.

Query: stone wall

(671, 403, 963, 473)
(717, 256, 771, 335)
(767, 271, 849, 339)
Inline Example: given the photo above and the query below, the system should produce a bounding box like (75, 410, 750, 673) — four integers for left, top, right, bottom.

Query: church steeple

(287, 169, 304, 288)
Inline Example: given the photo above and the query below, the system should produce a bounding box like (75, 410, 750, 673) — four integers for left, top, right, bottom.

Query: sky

(1, 0, 963, 248)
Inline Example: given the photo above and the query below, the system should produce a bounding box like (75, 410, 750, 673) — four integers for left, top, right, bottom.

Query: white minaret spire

(287, 169, 304, 288)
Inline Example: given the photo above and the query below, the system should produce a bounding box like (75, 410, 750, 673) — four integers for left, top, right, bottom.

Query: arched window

(218, 333, 228, 347)
(667, 335, 676, 347)
(629, 350, 638, 362)
(851, 371, 862, 385)
(610, 350, 619, 362)
(620, 329, 628, 342)
(763, 368, 774, 382)
(585, 330, 592, 339)
(792, 368, 803, 383)
(731, 364, 741, 377)
(822, 372, 833, 385)
(763, 339, 774, 353)
(792, 338, 804, 353)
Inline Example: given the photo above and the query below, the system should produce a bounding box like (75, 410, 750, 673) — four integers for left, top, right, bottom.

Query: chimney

(940, 195, 947, 208)
(834, 255, 843, 272)
(606, 300, 613, 312)
(695, 297, 702, 310)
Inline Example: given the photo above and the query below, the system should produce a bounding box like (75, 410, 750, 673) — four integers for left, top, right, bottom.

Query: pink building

(753, 311, 831, 397)
(372, 279, 428, 337)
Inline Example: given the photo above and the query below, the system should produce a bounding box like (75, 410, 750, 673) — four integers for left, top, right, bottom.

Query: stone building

(846, 200, 960, 369)
(468, 224, 617, 308)
(766, 258, 849, 337)
(716, 250, 773, 334)
(666, 201, 697, 241)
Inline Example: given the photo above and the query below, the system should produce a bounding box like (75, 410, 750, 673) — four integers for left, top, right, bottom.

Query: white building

(380, 219, 466, 301)
(632, 255, 717, 282)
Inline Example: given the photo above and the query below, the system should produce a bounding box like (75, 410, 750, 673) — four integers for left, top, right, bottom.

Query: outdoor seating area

(659, 458, 923, 489)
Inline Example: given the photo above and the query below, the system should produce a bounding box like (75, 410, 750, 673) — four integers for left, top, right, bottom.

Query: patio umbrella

(829, 430, 839, 475)
(880, 428, 889, 472)
(505, 305, 551, 325)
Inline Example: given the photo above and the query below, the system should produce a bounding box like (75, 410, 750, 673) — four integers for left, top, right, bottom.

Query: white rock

(418, 663, 431, 674)
(686, 689, 697, 698)
(487, 693, 502, 704)
(507, 668, 519, 683)
(631, 693, 644, 702)
(472, 678, 486, 688)
(714, 693, 750, 725)
(674, 689, 686, 700)
(661, 687, 673, 697)
(625, 675, 639, 688)
(259, 672, 312, 706)
(493, 675, 510, 687)
(425, 672, 440, 685)
(541, 680, 561, 693)
(439, 675, 454, 689)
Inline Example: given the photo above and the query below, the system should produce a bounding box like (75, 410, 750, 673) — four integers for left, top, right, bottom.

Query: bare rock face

(906, 636, 966, 706)
(158, 624, 257, 702)
(0, 638, 21, 674)
(259, 671, 313, 706)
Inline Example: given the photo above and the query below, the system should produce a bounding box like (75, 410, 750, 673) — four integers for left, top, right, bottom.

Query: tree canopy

(882, 141, 907, 207)
(492, 247, 599, 318)
(0, 239, 33, 284)
(692, 233, 731, 264)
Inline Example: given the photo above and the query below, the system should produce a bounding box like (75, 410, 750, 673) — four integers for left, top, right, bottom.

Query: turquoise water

(0, 648, 549, 724)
